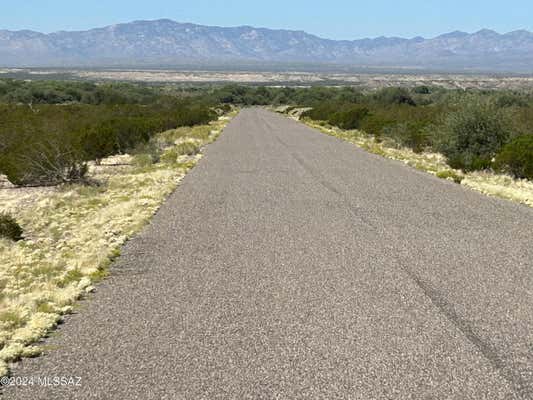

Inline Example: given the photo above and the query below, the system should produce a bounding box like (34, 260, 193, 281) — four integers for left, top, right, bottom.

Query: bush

(302, 103, 369, 130)
(0, 97, 217, 186)
(433, 99, 514, 171)
(436, 170, 464, 184)
(373, 88, 416, 106)
(413, 86, 431, 94)
(359, 114, 392, 138)
(329, 105, 370, 130)
(301, 102, 340, 122)
(495, 93, 529, 108)
(494, 135, 533, 179)
(382, 122, 430, 153)
(0, 212, 23, 241)
(0, 136, 88, 186)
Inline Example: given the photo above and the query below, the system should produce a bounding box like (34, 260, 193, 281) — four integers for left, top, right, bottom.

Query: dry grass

(0, 112, 236, 376)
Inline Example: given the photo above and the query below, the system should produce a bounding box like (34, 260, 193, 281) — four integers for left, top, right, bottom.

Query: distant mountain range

(1, 19, 533, 72)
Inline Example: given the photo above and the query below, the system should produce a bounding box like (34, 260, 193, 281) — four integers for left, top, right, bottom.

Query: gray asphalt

(3, 108, 533, 399)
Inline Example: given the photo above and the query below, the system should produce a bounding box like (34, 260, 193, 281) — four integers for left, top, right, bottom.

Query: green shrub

(433, 99, 514, 171)
(0, 95, 217, 186)
(359, 114, 392, 138)
(0, 212, 23, 241)
(373, 87, 416, 106)
(494, 135, 533, 179)
(302, 103, 370, 130)
(413, 86, 431, 94)
(218, 103, 232, 113)
(446, 154, 493, 171)
(0, 136, 88, 186)
(329, 105, 370, 130)
(436, 170, 464, 184)
(301, 102, 340, 122)
(495, 93, 529, 108)
(382, 122, 430, 153)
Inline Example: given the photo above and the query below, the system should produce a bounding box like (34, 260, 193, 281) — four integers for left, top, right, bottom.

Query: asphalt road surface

(4, 108, 533, 399)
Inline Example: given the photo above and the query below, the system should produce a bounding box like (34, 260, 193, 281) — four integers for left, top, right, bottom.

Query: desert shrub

(359, 114, 392, 138)
(216, 104, 232, 113)
(494, 135, 533, 179)
(302, 103, 370, 130)
(0, 212, 23, 241)
(0, 79, 162, 105)
(382, 122, 431, 152)
(413, 86, 431, 94)
(80, 124, 120, 163)
(436, 170, 464, 184)
(495, 93, 529, 108)
(0, 135, 88, 186)
(301, 102, 340, 122)
(0, 96, 217, 186)
(448, 154, 494, 171)
(329, 105, 370, 130)
(373, 87, 416, 106)
(432, 99, 514, 171)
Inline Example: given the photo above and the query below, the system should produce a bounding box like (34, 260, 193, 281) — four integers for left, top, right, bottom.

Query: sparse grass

(175, 141, 201, 156)
(0, 112, 236, 376)
(132, 153, 155, 168)
(159, 125, 212, 145)
(462, 172, 533, 206)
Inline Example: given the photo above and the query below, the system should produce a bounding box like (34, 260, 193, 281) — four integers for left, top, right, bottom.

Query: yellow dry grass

(0, 112, 236, 376)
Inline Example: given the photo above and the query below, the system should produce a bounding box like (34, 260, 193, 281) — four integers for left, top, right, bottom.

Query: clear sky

(2, 0, 531, 39)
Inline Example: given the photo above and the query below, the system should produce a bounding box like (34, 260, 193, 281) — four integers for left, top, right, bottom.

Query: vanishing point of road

(5, 109, 533, 399)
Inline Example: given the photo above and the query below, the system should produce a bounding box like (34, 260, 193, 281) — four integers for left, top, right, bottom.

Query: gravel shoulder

(3, 108, 533, 399)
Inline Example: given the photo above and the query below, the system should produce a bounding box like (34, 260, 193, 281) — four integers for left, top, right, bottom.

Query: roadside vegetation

(1, 78, 532, 374)
(0, 79, 236, 376)
(207, 84, 532, 206)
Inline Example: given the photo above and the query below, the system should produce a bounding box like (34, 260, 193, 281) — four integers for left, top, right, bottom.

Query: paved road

(4, 108, 533, 399)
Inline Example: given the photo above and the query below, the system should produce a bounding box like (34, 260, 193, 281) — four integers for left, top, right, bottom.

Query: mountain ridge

(1, 19, 533, 72)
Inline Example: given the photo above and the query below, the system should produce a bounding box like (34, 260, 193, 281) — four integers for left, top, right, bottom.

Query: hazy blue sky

(2, 0, 531, 39)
